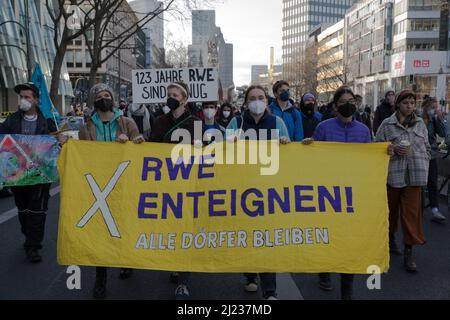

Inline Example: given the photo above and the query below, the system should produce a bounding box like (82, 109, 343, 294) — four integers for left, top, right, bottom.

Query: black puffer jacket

(0, 108, 57, 135)
(373, 100, 394, 135)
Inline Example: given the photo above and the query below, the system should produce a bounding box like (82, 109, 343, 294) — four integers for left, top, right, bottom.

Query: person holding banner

(0, 82, 64, 263)
(150, 82, 201, 145)
(149, 81, 203, 300)
(376, 90, 430, 273)
(303, 86, 373, 300)
(78, 83, 145, 299)
(226, 85, 290, 300)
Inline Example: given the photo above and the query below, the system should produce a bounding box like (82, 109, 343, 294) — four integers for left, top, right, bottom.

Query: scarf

(128, 105, 151, 140)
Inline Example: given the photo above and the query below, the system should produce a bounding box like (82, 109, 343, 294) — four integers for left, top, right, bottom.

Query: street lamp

(117, 45, 141, 102)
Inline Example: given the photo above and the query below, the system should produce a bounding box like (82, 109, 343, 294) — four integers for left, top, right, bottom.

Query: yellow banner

(57, 140, 390, 274)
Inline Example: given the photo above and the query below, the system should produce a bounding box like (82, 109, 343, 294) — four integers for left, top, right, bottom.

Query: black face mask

(94, 98, 113, 112)
(337, 103, 356, 118)
(167, 97, 181, 111)
(301, 103, 315, 116)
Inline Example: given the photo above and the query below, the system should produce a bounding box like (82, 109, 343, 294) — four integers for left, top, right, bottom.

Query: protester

(233, 105, 242, 117)
(202, 101, 223, 144)
(226, 85, 290, 300)
(320, 101, 336, 121)
(421, 97, 447, 223)
(302, 86, 373, 300)
(118, 100, 128, 114)
(217, 102, 234, 132)
(127, 103, 153, 141)
(150, 82, 202, 299)
(373, 88, 395, 135)
(150, 82, 200, 145)
(268, 80, 304, 141)
(376, 89, 430, 273)
(354, 94, 372, 135)
(299, 92, 322, 138)
(78, 83, 144, 299)
(0, 82, 65, 263)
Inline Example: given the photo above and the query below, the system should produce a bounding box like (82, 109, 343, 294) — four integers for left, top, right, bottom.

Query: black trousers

(245, 273, 276, 294)
(11, 184, 51, 250)
(427, 159, 439, 209)
(319, 273, 354, 298)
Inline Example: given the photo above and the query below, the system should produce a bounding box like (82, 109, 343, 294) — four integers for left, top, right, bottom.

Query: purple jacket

(313, 117, 372, 143)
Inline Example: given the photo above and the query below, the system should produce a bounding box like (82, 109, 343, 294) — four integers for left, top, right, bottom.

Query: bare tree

(165, 30, 188, 68)
(45, 0, 126, 104)
(45, 0, 218, 101)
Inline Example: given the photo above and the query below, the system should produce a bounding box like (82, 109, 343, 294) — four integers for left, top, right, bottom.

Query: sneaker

(263, 291, 278, 300)
(244, 280, 258, 292)
(175, 285, 190, 300)
(26, 248, 42, 263)
(318, 273, 333, 291)
(119, 268, 133, 280)
(431, 209, 446, 224)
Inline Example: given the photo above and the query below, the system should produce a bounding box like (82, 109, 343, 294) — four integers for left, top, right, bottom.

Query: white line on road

(0, 186, 60, 225)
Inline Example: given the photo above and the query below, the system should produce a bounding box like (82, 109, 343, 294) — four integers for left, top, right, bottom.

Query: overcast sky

(164, 0, 283, 86)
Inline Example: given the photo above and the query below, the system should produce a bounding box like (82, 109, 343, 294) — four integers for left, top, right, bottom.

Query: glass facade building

(0, 0, 72, 111)
(282, 0, 357, 84)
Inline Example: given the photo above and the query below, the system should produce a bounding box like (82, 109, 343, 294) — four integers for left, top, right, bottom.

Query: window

(66, 50, 74, 68)
(75, 50, 82, 68)
(85, 51, 92, 68)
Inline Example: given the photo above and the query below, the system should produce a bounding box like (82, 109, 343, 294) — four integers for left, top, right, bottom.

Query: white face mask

(19, 99, 33, 112)
(162, 105, 171, 114)
(203, 108, 216, 120)
(223, 111, 231, 118)
(248, 100, 267, 115)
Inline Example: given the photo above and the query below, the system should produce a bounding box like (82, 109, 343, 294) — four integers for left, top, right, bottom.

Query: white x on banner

(76, 161, 131, 238)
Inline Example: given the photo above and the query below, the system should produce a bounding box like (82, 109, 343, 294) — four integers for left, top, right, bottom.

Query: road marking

(0, 186, 60, 225)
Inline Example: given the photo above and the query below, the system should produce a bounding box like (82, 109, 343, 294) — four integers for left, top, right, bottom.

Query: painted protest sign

(132, 67, 219, 104)
(0, 134, 59, 187)
(57, 140, 390, 273)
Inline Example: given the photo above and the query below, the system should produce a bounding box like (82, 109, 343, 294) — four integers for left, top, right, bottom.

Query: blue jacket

(268, 101, 304, 141)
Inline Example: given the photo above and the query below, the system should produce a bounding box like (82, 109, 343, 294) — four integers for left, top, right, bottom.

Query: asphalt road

(0, 186, 449, 300)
